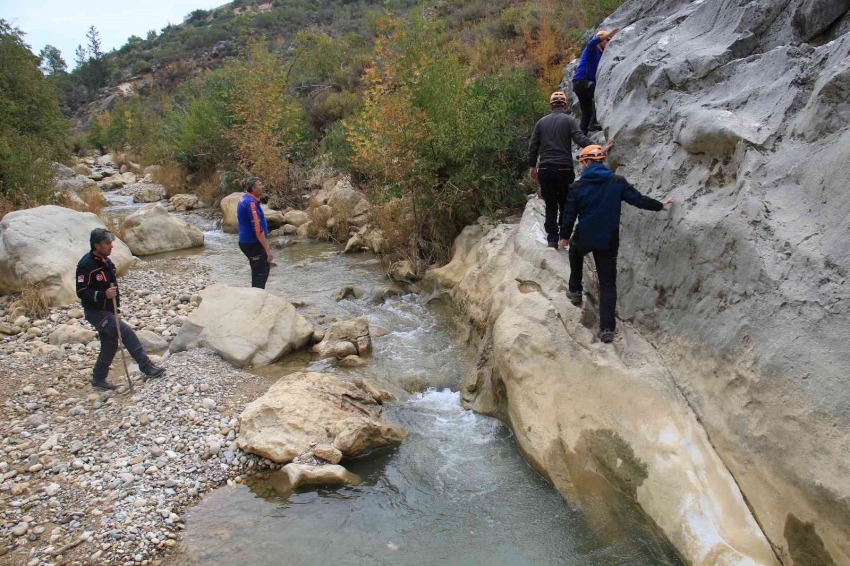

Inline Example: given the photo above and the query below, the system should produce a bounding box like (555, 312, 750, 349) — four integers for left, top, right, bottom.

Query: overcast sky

(1, 0, 226, 69)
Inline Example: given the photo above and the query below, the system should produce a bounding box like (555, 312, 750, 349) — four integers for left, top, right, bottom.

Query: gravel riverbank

(0, 258, 284, 566)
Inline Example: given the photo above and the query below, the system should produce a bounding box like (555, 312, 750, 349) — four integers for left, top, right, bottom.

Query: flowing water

(108, 200, 684, 565)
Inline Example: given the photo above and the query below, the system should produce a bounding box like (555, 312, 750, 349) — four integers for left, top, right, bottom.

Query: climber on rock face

(572, 28, 619, 135)
(558, 145, 673, 344)
(528, 91, 607, 248)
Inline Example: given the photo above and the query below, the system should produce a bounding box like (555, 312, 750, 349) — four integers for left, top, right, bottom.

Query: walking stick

(110, 284, 134, 393)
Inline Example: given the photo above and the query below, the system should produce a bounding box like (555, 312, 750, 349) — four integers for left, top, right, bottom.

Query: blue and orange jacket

(573, 36, 605, 82)
(559, 162, 664, 250)
(237, 192, 268, 244)
(76, 252, 120, 311)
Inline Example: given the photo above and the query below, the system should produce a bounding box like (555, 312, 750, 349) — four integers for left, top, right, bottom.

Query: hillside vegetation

(2, 0, 623, 258)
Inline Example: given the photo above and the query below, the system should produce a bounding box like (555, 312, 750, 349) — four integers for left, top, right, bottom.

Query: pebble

(12, 522, 29, 536)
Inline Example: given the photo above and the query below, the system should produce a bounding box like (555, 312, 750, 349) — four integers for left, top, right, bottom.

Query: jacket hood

(579, 162, 615, 183)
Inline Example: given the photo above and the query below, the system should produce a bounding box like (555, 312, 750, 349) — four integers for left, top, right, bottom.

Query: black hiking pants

(568, 242, 618, 332)
(572, 79, 597, 135)
(239, 242, 270, 289)
(537, 167, 575, 245)
(84, 309, 154, 383)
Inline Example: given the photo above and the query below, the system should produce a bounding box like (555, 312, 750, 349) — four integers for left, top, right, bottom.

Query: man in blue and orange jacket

(237, 176, 273, 289)
(572, 28, 619, 135)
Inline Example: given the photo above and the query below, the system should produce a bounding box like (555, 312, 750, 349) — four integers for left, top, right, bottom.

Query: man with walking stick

(76, 228, 165, 391)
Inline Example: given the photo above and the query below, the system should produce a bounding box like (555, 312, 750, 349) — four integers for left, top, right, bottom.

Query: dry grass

(18, 281, 49, 319)
(376, 198, 417, 258)
(152, 161, 187, 198)
(102, 214, 127, 241)
(308, 199, 334, 241)
(79, 186, 106, 215)
(0, 197, 14, 219)
(195, 172, 222, 207)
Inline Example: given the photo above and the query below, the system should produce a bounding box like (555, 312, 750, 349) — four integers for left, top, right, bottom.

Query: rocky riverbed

(0, 258, 288, 565)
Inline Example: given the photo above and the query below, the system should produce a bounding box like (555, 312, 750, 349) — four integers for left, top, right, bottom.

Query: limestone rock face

(555, 0, 850, 562)
(311, 317, 372, 359)
(443, 201, 778, 566)
(237, 371, 405, 462)
(122, 204, 204, 256)
(0, 206, 134, 306)
(219, 192, 242, 233)
(131, 184, 164, 203)
(170, 283, 313, 367)
(388, 260, 418, 283)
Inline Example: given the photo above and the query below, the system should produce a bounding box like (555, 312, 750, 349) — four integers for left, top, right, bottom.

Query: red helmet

(578, 145, 607, 162)
(549, 91, 567, 105)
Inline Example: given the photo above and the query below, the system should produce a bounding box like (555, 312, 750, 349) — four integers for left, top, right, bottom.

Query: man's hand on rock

(558, 238, 569, 251)
(663, 197, 674, 211)
(602, 139, 615, 154)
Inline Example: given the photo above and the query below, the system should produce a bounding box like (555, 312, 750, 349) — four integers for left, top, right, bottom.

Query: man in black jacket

(76, 228, 164, 390)
(528, 91, 607, 248)
(558, 146, 673, 343)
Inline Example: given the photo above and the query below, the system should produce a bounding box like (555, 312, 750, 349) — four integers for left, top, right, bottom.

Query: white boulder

(170, 283, 313, 367)
(0, 206, 134, 306)
(121, 204, 204, 256)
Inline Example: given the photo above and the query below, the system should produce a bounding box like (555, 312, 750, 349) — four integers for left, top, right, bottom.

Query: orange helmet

(578, 145, 607, 162)
(549, 91, 567, 105)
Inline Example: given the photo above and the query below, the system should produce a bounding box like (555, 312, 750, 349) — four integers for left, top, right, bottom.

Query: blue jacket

(559, 162, 664, 250)
(573, 36, 604, 82)
(237, 192, 268, 244)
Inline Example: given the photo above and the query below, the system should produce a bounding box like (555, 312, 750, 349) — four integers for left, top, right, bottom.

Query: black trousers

(573, 79, 596, 135)
(568, 242, 618, 332)
(84, 309, 153, 382)
(537, 167, 575, 244)
(239, 242, 270, 289)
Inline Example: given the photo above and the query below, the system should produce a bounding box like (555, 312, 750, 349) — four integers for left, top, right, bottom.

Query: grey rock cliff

(562, 0, 850, 562)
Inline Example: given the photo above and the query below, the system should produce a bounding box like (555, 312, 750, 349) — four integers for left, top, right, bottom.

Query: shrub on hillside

(0, 20, 70, 210)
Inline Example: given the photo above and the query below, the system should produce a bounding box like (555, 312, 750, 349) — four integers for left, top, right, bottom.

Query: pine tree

(38, 45, 67, 75)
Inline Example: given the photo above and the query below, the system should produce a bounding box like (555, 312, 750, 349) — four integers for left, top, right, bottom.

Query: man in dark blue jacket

(76, 228, 164, 390)
(237, 176, 273, 289)
(572, 28, 619, 135)
(558, 145, 673, 343)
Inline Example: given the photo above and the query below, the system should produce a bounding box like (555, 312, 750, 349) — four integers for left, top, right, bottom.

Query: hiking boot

(566, 289, 583, 306)
(599, 329, 614, 343)
(142, 365, 165, 379)
(91, 379, 118, 391)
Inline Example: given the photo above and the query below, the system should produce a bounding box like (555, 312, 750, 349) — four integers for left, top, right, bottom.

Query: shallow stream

(107, 200, 684, 565)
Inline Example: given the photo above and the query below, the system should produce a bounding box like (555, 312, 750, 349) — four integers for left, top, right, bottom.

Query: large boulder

(282, 210, 310, 227)
(237, 371, 405, 462)
(48, 325, 96, 345)
(220, 192, 242, 233)
(131, 184, 164, 203)
(445, 201, 778, 566)
(343, 225, 385, 254)
(262, 204, 284, 230)
(0, 206, 134, 306)
(167, 194, 203, 212)
(170, 283, 313, 367)
(98, 172, 136, 191)
(311, 317, 372, 359)
(121, 204, 204, 256)
(326, 179, 367, 214)
(559, 0, 850, 562)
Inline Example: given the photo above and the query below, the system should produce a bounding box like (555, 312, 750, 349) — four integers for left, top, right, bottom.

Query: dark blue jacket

(237, 192, 268, 244)
(573, 37, 604, 82)
(76, 252, 120, 311)
(559, 162, 664, 250)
